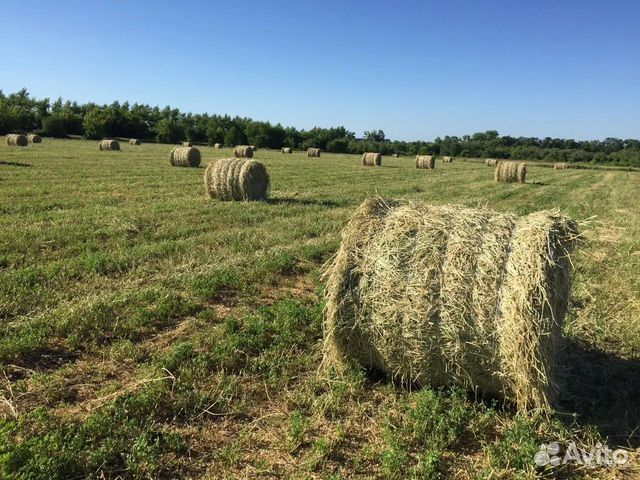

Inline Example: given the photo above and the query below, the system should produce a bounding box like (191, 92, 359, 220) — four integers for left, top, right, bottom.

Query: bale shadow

(0, 160, 32, 168)
(266, 197, 342, 208)
(526, 181, 547, 186)
(558, 338, 640, 448)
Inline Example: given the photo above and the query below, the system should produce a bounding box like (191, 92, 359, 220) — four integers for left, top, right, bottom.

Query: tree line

(1, 88, 638, 165)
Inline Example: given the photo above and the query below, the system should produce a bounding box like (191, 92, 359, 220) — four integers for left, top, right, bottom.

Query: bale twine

(281, 147, 293, 154)
(99, 139, 120, 151)
(495, 161, 526, 183)
(182, 141, 193, 147)
(324, 197, 579, 411)
(485, 159, 498, 167)
(554, 162, 568, 170)
(214, 143, 221, 149)
(169, 146, 201, 167)
(129, 138, 141, 145)
(204, 158, 269, 201)
(442, 156, 452, 163)
(233, 145, 254, 158)
(362, 152, 382, 167)
(6, 134, 28, 146)
(307, 148, 321, 158)
(27, 134, 42, 144)
(415, 155, 435, 169)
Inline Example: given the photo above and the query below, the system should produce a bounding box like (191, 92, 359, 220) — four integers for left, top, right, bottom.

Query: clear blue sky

(1, 0, 638, 141)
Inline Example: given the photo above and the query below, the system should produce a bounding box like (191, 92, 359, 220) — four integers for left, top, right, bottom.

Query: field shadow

(0, 160, 32, 168)
(266, 197, 342, 208)
(558, 338, 640, 448)
(3, 347, 80, 381)
(527, 181, 547, 186)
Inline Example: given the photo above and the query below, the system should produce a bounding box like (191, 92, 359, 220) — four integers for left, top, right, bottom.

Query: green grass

(1, 138, 639, 478)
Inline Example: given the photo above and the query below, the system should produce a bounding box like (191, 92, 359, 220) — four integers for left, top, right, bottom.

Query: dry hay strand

(27, 134, 42, 144)
(129, 138, 141, 145)
(281, 147, 293, 154)
(495, 161, 527, 183)
(99, 139, 120, 151)
(554, 162, 568, 170)
(6, 134, 28, 146)
(361, 152, 382, 167)
(323, 197, 579, 412)
(204, 158, 269, 201)
(213, 143, 221, 149)
(182, 141, 193, 147)
(485, 158, 497, 167)
(415, 155, 435, 169)
(442, 156, 452, 163)
(307, 147, 321, 157)
(169, 146, 201, 167)
(233, 145, 254, 158)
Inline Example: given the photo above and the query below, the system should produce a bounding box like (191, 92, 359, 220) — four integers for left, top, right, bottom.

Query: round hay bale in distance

(495, 161, 526, 183)
(213, 143, 221, 149)
(415, 155, 435, 169)
(324, 197, 579, 411)
(281, 147, 293, 154)
(182, 141, 193, 147)
(170, 146, 201, 167)
(485, 158, 497, 167)
(554, 162, 568, 170)
(362, 152, 382, 167)
(442, 156, 452, 163)
(99, 139, 120, 151)
(233, 145, 254, 158)
(204, 158, 269, 201)
(129, 138, 141, 145)
(6, 134, 28, 146)
(307, 148, 321, 158)
(27, 134, 42, 144)
(392, 153, 399, 158)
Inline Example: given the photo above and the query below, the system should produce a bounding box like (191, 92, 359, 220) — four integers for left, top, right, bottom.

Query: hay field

(1, 139, 639, 478)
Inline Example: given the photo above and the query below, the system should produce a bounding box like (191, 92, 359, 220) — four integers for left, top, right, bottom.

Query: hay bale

(442, 156, 452, 163)
(392, 153, 399, 158)
(169, 146, 201, 167)
(554, 162, 568, 170)
(307, 148, 321, 158)
(362, 152, 382, 167)
(324, 197, 579, 411)
(415, 155, 435, 169)
(233, 145, 254, 158)
(281, 147, 293, 154)
(182, 141, 193, 147)
(495, 161, 526, 183)
(485, 158, 498, 167)
(99, 139, 120, 151)
(204, 158, 269, 201)
(214, 143, 221, 149)
(129, 139, 141, 145)
(27, 134, 42, 144)
(6, 134, 28, 146)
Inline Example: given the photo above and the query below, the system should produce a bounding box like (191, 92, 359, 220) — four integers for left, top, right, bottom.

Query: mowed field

(1, 138, 640, 479)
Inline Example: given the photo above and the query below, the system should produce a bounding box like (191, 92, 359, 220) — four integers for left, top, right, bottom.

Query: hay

(442, 156, 452, 163)
(415, 155, 435, 169)
(170, 146, 201, 167)
(182, 141, 193, 147)
(362, 152, 382, 167)
(129, 139, 141, 145)
(27, 134, 42, 144)
(282, 147, 293, 154)
(214, 143, 221, 149)
(554, 163, 568, 170)
(392, 153, 399, 158)
(233, 145, 254, 158)
(495, 161, 527, 183)
(323, 197, 579, 411)
(307, 148, 321, 158)
(99, 139, 120, 151)
(6, 134, 28, 146)
(204, 158, 269, 201)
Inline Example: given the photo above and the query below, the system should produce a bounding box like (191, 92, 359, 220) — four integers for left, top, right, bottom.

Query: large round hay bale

(442, 156, 452, 163)
(27, 134, 42, 144)
(362, 152, 382, 167)
(129, 138, 141, 145)
(415, 155, 435, 169)
(281, 147, 293, 154)
(324, 197, 579, 411)
(233, 145, 254, 158)
(213, 143, 221, 149)
(485, 158, 497, 167)
(495, 161, 526, 183)
(307, 148, 321, 158)
(169, 146, 201, 167)
(99, 139, 120, 151)
(204, 158, 269, 201)
(6, 134, 28, 147)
